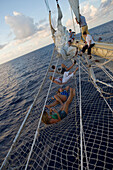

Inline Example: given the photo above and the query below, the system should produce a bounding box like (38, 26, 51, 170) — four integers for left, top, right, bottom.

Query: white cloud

(80, 0, 113, 27)
(5, 12, 37, 39)
(101, 0, 107, 2)
(80, 3, 97, 20)
(0, 11, 53, 64)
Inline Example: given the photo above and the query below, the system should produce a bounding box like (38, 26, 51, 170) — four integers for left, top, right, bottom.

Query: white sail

(68, 0, 80, 22)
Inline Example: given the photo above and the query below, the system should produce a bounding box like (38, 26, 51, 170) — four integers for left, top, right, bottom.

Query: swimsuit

(58, 110, 67, 120)
(60, 90, 69, 99)
(50, 113, 58, 119)
(52, 90, 69, 99)
(50, 110, 67, 120)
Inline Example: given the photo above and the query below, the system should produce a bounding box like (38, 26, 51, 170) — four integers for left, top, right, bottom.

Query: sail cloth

(49, 11, 56, 43)
(49, 3, 77, 60)
(68, 0, 80, 22)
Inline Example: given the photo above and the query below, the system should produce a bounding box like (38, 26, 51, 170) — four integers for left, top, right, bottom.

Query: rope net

(1, 50, 113, 169)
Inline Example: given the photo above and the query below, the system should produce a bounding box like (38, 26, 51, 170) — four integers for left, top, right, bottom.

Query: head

(83, 31, 87, 36)
(42, 110, 51, 124)
(69, 29, 72, 33)
(51, 65, 55, 69)
(68, 39, 71, 46)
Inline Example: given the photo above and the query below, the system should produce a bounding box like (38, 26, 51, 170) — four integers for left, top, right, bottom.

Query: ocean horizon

(0, 20, 113, 66)
(0, 19, 113, 168)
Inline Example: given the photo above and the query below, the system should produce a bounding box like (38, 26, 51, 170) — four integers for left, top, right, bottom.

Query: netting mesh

(1, 52, 113, 170)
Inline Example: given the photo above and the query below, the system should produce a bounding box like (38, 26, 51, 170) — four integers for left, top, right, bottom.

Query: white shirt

(86, 34, 95, 46)
(54, 78, 62, 83)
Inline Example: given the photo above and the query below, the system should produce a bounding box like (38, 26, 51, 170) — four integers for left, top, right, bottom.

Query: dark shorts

(59, 110, 67, 120)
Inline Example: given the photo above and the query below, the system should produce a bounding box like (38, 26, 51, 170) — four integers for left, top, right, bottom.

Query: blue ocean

(0, 20, 113, 167)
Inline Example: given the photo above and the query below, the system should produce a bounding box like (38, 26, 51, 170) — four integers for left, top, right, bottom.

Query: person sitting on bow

(79, 31, 95, 59)
(68, 29, 75, 46)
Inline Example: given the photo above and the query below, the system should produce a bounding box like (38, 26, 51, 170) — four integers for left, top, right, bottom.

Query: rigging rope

(83, 54, 113, 112)
(44, 0, 50, 11)
(0, 47, 56, 170)
(25, 57, 60, 170)
(78, 55, 83, 170)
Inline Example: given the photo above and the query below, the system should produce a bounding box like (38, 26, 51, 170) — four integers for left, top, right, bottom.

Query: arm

(66, 63, 75, 71)
(75, 17, 79, 24)
(53, 80, 63, 85)
(49, 69, 54, 72)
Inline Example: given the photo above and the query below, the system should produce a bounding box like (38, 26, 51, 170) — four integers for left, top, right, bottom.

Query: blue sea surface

(0, 20, 113, 166)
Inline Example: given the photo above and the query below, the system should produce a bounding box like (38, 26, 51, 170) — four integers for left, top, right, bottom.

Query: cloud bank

(81, 0, 113, 21)
(0, 12, 52, 64)
(66, 0, 113, 32)
(5, 12, 37, 39)
(5, 11, 50, 41)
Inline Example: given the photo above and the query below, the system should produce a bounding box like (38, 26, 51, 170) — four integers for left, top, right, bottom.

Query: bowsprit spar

(1, 0, 113, 170)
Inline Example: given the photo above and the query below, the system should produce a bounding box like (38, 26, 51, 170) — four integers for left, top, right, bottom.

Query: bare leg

(65, 86, 70, 91)
(61, 63, 75, 71)
(46, 92, 67, 108)
(54, 95, 64, 106)
(46, 100, 59, 108)
(61, 88, 75, 114)
(66, 63, 75, 71)
(54, 93, 67, 105)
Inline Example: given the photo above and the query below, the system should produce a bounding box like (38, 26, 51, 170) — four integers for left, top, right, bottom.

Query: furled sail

(55, 3, 77, 60)
(68, 0, 80, 22)
(49, 11, 56, 43)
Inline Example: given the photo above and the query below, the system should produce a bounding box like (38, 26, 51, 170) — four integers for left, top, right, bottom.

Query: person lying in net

(49, 67, 78, 85)
(42, 88, 75, 124)
(46, 86, 70, 109)
(49, 61, 76, 75)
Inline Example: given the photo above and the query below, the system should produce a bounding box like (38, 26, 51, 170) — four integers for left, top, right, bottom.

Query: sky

(0, 0, 113, 64)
